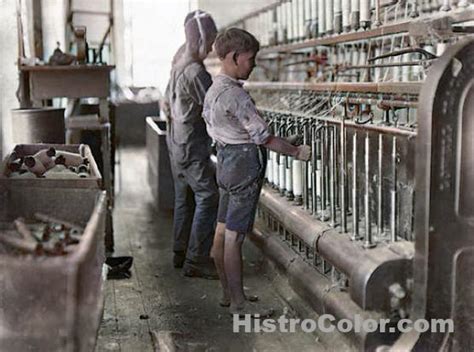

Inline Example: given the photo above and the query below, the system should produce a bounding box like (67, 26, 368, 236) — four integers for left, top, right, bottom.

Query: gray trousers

(169, 156, 218, 263)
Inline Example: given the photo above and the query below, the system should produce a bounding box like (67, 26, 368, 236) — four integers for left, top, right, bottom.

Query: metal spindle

(364, 133, 375, 248)
(340, 120, 347, 233)
(311, 124, 318, 214)
(374, 0, 382, 26)
(330, 128, 337, 227)
(377, 134, 383, 236)
(303, 123, 309, 209)
(390, 136, 397, 242)
(319, 129, 328, 220)
(351, 132, 359, 240)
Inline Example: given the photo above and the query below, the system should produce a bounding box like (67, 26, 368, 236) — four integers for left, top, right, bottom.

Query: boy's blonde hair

(214, 28, 260, 59)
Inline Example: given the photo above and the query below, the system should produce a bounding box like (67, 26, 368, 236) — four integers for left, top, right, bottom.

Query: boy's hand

(295, 145, 311, 161)
(286, 134, 303, 146)
(160, 100, 171, 120)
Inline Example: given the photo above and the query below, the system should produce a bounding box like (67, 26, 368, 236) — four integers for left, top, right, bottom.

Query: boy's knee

(215, 222, 226, 238)
(225, 230, 245, 245)
(210, 245, 221, 260)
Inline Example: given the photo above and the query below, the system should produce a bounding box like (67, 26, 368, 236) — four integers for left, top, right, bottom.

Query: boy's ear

(232, 51, 238, 65)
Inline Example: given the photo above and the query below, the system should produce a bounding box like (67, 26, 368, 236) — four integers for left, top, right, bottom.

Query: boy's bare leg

(211, 222, 229, 302)
(223, 229, 246, 308)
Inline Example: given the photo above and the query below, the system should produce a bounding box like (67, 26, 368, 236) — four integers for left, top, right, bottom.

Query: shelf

(19, 65, 115, 72)
(257, 8, 474, 54)
(20, 65, 115, 99)
(244, 81, 421, 95)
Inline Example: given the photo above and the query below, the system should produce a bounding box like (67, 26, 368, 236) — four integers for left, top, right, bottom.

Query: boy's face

(205, 32, 217, 54)
(235, 51, 257, 80)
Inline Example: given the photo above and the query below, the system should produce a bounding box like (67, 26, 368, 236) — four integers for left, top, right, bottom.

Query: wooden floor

(95, 147, 325, 352)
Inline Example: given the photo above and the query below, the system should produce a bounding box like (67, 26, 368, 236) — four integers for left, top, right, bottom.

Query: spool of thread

(298, 0, 305, 40)
(326, 0, 334, 34)
(279, 154, 286, 195)
(267, 152, 274, 184)
(277, 4, 284, 44)
(342, 0, 351, 32)
(292, 159, 303, 198)
(307, 161, 313, 189)
(77, 164, 89, 178)
(273, 152, 280, 188)
(285, 2, 293, 42)
(350, 0, 360, 30)
(318, 0, 326, 35)
(334, 0, 343, 33)
(8, 159, 23, 173)
(316, 160, 322, 198)
(55, 151, 86, 167)
(360, 0, 371, 29)
(77, 164, 88, 173)
(286, 157, 293, 195)
(304, 0, 312, 39)
(32, 147, 56, 170)
(292, 0, 298, 41)
(24, 156, 46, 177)
(311, 0, 318, 37)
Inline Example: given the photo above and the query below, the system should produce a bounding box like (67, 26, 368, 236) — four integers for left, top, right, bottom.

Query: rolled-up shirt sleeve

(233, 94, 271, 145)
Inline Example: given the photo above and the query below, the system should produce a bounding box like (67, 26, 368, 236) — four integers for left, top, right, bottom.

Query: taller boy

(165, 11, 219, 278)
(203, 28, 311, 315)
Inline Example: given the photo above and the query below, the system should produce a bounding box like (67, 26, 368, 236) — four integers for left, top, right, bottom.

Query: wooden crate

(146, 117, 174, 210)
(0, 181, 107, 352)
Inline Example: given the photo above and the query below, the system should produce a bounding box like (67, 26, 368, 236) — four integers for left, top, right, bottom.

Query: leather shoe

(182, 260, 219, 280)
(173, 251, 186, 268)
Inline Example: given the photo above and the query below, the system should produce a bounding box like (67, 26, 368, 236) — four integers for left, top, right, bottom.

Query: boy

(203, 28, 311, 316)
(164, 11, 219, 278)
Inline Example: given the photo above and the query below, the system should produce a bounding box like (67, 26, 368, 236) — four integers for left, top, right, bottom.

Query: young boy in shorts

(203, 28, 311, 316)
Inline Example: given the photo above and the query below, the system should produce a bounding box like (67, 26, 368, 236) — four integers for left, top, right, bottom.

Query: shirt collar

(217, 73, 243, 87)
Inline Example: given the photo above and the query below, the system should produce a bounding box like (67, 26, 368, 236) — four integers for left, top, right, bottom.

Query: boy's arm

(263, 135, 311, 161)
(160, 81, 172, 121)
(233, 94, 311, 161)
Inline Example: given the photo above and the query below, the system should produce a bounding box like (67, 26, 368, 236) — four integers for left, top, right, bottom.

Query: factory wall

(0, 0, 20, 157)
(197, 0, 278, 28)
(41, 0, 67, 62)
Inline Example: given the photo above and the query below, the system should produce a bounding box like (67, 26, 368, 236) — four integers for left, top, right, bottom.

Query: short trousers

(216, 143, 267, 234)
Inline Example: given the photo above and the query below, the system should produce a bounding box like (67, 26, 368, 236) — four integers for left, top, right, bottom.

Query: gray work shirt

(166, 61, 213, 166)
(203, 74, 271, 146)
